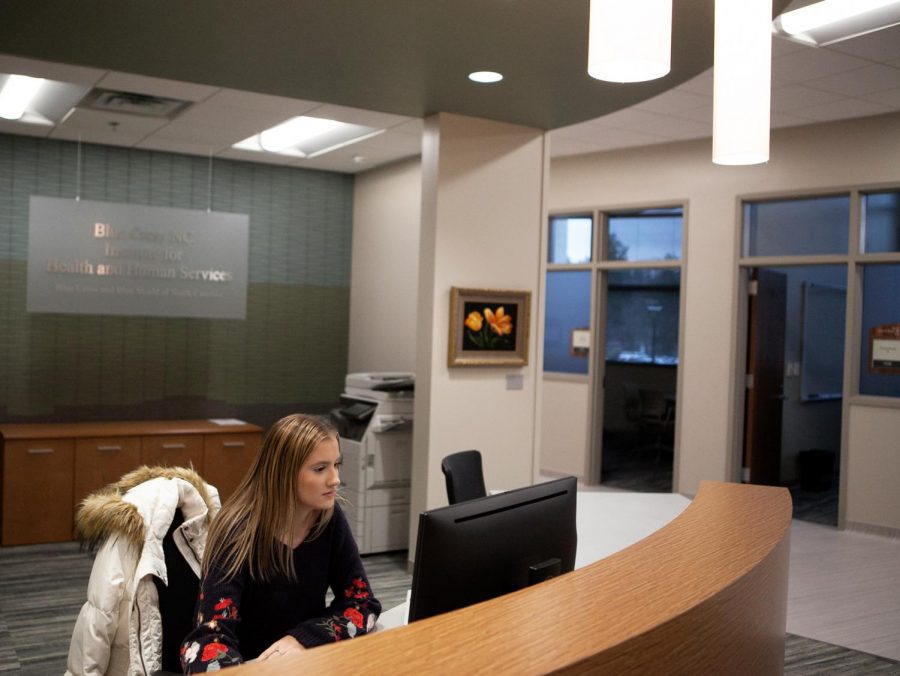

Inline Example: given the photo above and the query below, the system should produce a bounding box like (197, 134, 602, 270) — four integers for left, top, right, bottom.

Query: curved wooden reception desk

(236, 481, 792, 675)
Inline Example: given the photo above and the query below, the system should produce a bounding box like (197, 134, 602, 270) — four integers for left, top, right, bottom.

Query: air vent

(79, 88, 191, 118)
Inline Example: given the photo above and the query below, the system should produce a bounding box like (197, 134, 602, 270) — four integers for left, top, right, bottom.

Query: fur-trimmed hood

(75, 465, 217, 550)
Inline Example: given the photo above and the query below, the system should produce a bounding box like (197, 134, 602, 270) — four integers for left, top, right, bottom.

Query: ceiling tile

(350, 130, 422, 155)
(307, 103, 412, 129)
(389, 119, 425, 135)
(636, 88, 711, 115)
(673, 69, 713, 96)
(0, 119, 52, 138)
(771, 84, 845, 112)
(670, 104, 712, 125)
(97, 71, 219, 102)
(588, 108, 675, 136)
(793, 97, 894, 122)
(824, 25, 900, 63)
(770, 111, 818, 128)
(173, 100, 298, 133)
(202, 88, 320, 115)
(806, 64, 900, 97)
(863, 86, 900, 108)
(0, 53, 105, 86)
(654, 116, 711, 140)
(772, 36, 808, 58)
(772, 46, 870, 84)
(146, 120, 247, 148)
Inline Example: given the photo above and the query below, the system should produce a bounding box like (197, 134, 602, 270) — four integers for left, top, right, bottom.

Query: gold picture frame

(448, 287, 531, 367)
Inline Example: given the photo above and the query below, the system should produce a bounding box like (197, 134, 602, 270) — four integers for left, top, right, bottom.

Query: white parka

(66, 466, 220, 676)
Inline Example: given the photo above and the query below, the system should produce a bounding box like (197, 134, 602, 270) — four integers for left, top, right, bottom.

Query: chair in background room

(638, 388, 675, 461)
(622, 382, 643, 444)
(441, 450, 487, 504)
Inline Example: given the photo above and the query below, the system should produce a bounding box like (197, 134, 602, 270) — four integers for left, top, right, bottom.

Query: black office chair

(441, 450, 487, 504)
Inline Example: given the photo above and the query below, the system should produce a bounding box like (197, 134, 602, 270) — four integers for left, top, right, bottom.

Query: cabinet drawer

(2, 438, 75, 545)
(202, 433, 261, 503)
(74, 437, 141, 507)
(141, 435, 204, 473)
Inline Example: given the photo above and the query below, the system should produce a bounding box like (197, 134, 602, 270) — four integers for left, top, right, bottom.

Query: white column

(409, 113, 548, 556)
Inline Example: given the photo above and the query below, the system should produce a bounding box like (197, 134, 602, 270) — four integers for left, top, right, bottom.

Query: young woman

(180, 414, 381, 672)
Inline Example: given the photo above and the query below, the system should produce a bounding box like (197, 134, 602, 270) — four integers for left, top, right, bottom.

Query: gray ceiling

(3, 0, 898, 174)
(0, 0, 790, 131)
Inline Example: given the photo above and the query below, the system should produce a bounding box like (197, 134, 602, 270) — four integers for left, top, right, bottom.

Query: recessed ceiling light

(233, 116, 384, 158)
(468, 71, 504, 84)
(773, 0, 900, 46)
(0, 74, 45, 120)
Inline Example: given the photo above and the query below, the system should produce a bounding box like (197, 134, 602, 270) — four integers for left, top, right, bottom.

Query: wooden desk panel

(231, 482, 792, 675)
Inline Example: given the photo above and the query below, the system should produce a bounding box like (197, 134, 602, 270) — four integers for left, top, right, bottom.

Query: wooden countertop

(0, 419, 263, 440)
(232, 481, 792, 675)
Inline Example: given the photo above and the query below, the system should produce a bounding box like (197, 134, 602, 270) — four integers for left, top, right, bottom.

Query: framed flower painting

(448, 287, 531, 367)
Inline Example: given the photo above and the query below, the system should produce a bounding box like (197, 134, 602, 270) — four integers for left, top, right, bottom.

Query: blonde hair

(203, 413, 339, 582)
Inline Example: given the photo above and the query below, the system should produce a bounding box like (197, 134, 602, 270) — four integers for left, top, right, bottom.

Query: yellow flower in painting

(464, 311, 484, 331)
(484, 306, 513, 336)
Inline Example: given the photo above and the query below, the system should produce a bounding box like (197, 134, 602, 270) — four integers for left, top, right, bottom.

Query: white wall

(549, 112, 900, 529)
(348, 111, 900, 533)
(410, 113, 547, 553)
(348, 158, 421, 374)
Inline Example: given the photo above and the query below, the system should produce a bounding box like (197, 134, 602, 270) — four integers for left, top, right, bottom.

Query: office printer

(332, 373, 414, 554)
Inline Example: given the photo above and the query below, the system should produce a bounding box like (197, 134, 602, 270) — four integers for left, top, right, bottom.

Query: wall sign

(27, 196, 249, 319)
(570, 327, 590, 358)
(870, 324, 900, 374)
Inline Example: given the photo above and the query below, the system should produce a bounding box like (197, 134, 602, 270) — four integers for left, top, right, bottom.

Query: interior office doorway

(542, 207, 683, 491)
(592, 208, 684, 492)
(737, 191, 854, 527)
(598, 268, 679, 491)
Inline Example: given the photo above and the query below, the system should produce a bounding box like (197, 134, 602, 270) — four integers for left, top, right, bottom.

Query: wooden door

(744, 268, 787, 486)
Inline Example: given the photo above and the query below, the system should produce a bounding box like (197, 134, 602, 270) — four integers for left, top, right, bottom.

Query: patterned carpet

(1, 542, 897, 674)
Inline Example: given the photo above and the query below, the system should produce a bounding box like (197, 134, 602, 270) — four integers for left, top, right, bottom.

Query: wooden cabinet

(74, 437, 141, 508)
(2, 438, 75, 545)
(0, 420, 263, 546)
(140, 434, 204, 472)
(202, 433, 261, 503)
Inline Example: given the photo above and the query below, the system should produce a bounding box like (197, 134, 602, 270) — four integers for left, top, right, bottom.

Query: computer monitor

(408, 475, 577, 622)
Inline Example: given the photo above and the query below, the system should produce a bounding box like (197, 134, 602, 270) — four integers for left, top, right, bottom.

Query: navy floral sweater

(180, 505, 380, 672)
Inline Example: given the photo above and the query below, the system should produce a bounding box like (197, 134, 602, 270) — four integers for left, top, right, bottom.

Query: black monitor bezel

(408, 475, 578, 622)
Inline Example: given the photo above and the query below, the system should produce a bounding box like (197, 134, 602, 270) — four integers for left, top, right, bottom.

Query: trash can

(797, 449, 836, 492)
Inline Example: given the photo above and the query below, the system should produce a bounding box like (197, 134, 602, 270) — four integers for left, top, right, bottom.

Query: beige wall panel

(349, 158, 422, 374)
(540, 379, 590, 479)
(847, 405, 900, 531)
(411, 113, 547, 553)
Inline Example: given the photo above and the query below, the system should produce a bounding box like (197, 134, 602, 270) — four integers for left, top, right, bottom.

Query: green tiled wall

(0, 134, 353, 418)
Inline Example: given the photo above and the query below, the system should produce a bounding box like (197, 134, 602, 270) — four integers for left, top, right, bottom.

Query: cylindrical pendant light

(712, 0, 773, 165)
(588, 0, 672, 83)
